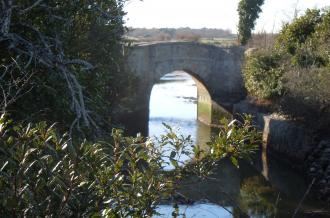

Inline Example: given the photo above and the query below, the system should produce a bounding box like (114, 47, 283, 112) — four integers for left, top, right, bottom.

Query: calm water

(149, 71, 210, 147)
(148, 71, 330, 218)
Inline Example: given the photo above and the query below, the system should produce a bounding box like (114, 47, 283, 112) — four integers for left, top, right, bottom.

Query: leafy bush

(307, 9, 330, 68)
(274, 8, 329, 68)
(280, 67, 330, 130)
(288, 10, 330, 68)
(209, 114, 261, 167)
(243, 8, 330, 131)
(275, 9, 321, 56)
(0, 115, 173, 217)
(243, 50, 285, 99)
(0, 114, 261, 217)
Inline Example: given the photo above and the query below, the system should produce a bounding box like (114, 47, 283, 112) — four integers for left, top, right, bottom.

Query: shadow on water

(177, 154, 330, 217)
(128, 71, 330, 217)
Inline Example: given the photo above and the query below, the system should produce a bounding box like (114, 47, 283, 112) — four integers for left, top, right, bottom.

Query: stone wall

(233, 100, 314, 163)
(233, 99, 330, 200)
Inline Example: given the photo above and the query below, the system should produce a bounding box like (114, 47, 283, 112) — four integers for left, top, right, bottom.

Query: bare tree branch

(19, 0, 44, 15)
(0, 1, 97, 130)
(0, 0, 13, 35)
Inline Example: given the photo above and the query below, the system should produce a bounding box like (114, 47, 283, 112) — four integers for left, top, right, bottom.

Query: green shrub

(289, 9, 330, 68)
(290, 46, 326, 68)
(274, 9, 330, 68)
(209, 114, 261, 168)
(280, 67, 330, 130)
(243, 9, 330, 131)
(276, 9, 330, 129)
(275, 9, 321, 56)
(0, 114, 261, 217)
(309, 8, 330, 68)
(0, 115, 174, 217)
(243, 50, 285, 99)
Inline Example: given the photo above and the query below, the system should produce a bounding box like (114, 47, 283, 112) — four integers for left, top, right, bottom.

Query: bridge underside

(121, 42, 246, 135)
(194, 76, 232, 127)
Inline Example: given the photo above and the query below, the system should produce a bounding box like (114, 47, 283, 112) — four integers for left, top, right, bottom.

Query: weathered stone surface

(234, 100, 330, 200)
(262, 115, 314, 161)
(233, 100, 314, 162)
(125, 42, 245, 134)
(127, 42, 246, 103)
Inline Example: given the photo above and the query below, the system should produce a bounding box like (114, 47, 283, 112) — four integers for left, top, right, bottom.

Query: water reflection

(177, 158, 330, 218)
(155, 204, 232, 218)
(149, 71, 200, 137)
(149, 71, 212, 150)
(148, 71, 330, 217)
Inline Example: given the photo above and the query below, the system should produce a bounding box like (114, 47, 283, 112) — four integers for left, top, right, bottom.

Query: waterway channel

(147, 71, 330, 218)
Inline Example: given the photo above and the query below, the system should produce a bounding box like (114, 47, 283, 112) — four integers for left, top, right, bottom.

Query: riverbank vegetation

(2, 0, 328, 216)
(0, 0, 136, 139)
(0, 113, 261, 217)
(0, 1, 263, 217)
(243, 8, 330, 133)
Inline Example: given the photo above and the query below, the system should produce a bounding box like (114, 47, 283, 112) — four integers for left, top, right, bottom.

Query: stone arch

(124, 42, 245, 134)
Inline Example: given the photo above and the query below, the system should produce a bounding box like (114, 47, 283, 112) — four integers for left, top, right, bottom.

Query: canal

(147, 71, 330, 218)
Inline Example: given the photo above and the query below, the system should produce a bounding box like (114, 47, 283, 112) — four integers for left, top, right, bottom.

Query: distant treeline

(126, 27, 235, 41)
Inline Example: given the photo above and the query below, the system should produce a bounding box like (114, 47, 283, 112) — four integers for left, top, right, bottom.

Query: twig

(292, 178, 316, 218)
(273, 192, 280, 218)
(1, 1, 97, 132)
(19, 0, 44, 15)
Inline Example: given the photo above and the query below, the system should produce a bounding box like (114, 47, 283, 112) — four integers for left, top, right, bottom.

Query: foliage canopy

(0, 0, 134, 138)
(243, 8, 330, 130)
(237, 0, 265, 45)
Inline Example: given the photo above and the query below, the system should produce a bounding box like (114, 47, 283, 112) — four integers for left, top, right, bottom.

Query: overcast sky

(124, 0, 330, 33)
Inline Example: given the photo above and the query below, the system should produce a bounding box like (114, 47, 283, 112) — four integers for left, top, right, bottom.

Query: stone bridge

(124, 42, 246, 134)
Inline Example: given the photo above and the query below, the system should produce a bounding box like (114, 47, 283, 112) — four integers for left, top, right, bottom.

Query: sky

(124, 0, 330, 33)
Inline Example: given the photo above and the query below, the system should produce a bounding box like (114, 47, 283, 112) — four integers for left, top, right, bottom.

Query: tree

(237, 0, 265, 45)
(0, 0, 132, 137)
